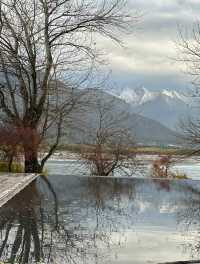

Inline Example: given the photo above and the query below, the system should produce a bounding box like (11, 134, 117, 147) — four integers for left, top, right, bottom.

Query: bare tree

(178, 117, 200, 152)
(175, 24, 200, 153)
(80, 97, 136, 176)
(150, 155, 187, 179)
(0, 0, 132, 173)
(177, 24, 200, 89)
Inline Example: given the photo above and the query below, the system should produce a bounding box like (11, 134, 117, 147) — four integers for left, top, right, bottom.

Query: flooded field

(1, 170, 200, 263)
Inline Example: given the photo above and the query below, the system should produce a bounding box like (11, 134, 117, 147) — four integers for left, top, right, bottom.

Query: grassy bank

(57, 144, 191, 156)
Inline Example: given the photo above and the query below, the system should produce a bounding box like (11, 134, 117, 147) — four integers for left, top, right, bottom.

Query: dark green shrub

(0, 162, 24, 173)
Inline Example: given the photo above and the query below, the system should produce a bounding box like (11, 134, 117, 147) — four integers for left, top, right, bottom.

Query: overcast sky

(99, 0, 200, 93)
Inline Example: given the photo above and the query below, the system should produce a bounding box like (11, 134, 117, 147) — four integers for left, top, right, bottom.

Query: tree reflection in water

(84, 177, 135, 225)
(82, 177, 136, 263)
(175, 183, 200, 259)
(0, 176, 60, 263)
(3, 175, 200, 264)
(0, 176, 137, 264)
(6, 176, 200, 264)
(154, 180, 200, 264)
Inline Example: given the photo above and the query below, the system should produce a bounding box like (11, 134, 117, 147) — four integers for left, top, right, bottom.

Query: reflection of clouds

(110, 230, 193, 264)
(53, 177, 200, 263)
(136, 200, 151, 213)
(172, 183, 200, 258)
(159, 204, 177, 213)
(132, 200, 175, 214)
(1, 175, 198, 264)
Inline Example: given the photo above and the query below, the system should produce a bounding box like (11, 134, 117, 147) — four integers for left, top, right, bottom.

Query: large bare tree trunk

(24, 147, 40, 173)
(22, 127, 41, 173)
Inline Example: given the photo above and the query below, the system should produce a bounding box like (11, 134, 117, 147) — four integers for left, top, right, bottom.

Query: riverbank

(57, 144, 192, 156)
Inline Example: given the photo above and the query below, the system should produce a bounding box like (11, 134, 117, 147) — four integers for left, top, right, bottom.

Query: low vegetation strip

(58, 144, 191, 156)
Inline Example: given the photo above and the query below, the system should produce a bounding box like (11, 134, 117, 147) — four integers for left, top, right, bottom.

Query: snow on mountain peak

(162, 89, 174, 98)
(119, 87, 139, 104)
(119, 87, 188, 106)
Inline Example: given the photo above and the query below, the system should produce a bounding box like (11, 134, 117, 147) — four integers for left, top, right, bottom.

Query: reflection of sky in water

(48, 175, 200, 263)
(110, 230, 194, 264)
(1, 172, 200, 263)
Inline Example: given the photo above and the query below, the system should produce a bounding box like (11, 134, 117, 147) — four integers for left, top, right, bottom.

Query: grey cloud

(99, 0, 199, 92)
(110, 70, 191, 92)
(128, 0, 199, 40)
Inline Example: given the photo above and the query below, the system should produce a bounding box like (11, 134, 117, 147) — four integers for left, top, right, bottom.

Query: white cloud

(94, 0, 199, 90)
(96, 35, 186, 76)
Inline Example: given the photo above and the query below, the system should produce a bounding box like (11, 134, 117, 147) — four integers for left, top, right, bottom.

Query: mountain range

(118, 87, 192, 129)
(66, 88, 181, 146)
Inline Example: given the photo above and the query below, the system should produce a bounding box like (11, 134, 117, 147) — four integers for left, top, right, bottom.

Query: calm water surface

(0, 170, 200, 263)
(46, 158, 200, 179)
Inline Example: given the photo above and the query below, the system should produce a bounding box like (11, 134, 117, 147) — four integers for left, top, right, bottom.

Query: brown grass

(57, 144, 190, 156)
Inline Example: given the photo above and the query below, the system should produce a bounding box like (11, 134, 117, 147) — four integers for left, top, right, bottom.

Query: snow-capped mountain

(119, 87, 188, 106)
(118, 87, 191, 129)
(67, 88, 180, 146)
